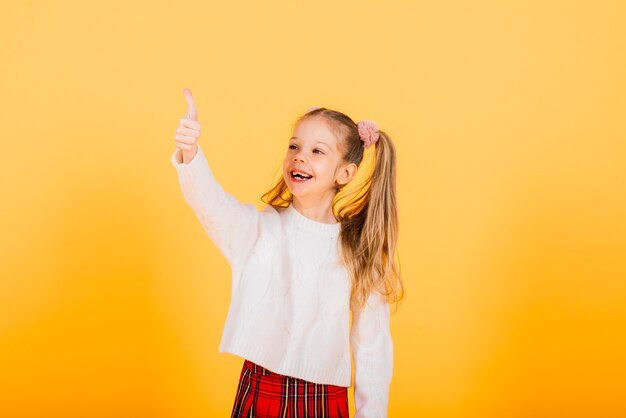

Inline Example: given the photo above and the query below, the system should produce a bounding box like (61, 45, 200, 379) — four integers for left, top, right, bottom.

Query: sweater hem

(219, 337, 352, 388)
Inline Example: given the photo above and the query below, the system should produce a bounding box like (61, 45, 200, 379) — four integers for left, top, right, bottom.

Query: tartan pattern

(230, 359, 349, 417)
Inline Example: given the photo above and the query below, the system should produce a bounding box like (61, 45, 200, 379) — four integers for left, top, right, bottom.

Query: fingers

(175, 140, 196, 151)
(175, 133, 197, 144)
(183, 88, 198, 121)
(176, 120, 201, 147)
(179, 117, 201, 130)
(176, 125, 201, 138)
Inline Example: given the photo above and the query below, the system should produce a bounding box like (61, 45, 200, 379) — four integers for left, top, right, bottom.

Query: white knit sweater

(171, 143, 393, 417)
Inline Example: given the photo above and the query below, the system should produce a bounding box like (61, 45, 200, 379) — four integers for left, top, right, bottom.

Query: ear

(335, 162, 358, 186)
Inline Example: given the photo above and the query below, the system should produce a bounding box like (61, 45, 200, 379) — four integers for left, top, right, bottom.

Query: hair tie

(357, 120, 380, 148)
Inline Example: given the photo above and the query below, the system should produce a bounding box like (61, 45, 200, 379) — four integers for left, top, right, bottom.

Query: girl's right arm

(171, 88, 260, 267)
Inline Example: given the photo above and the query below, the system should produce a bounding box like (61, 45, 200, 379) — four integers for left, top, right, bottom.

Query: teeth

(292, 171, 312, 178)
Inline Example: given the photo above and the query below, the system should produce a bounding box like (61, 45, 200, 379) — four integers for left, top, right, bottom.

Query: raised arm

(171, 88, 260, 267)
(350, 291, 394, 418)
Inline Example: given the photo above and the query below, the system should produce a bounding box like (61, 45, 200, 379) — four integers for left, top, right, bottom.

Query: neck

(292, 197, 338, 224)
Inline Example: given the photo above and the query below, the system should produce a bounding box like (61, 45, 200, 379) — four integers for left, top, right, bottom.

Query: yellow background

(1, 1, 625, 417)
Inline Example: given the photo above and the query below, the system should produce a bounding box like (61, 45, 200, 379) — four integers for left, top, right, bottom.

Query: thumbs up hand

(175, 88, 201, 164)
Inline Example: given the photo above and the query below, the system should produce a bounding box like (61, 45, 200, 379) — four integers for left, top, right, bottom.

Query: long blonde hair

(261, 107, 405, 312)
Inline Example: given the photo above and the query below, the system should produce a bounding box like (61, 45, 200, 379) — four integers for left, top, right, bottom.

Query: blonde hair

(261, 107, 405, 313)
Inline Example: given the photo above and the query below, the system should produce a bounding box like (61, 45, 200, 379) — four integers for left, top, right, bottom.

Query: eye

(288, 144, 324, 155)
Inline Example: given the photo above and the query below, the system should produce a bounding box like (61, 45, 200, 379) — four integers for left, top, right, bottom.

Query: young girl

(171, 88, 404, 418)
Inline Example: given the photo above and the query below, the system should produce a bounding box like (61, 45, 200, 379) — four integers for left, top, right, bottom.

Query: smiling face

(282, 116, 356, 208)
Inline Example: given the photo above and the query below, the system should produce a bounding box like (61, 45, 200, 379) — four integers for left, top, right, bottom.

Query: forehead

(291, 117, 338, 148)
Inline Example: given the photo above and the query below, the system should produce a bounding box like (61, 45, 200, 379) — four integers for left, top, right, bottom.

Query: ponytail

(336, 130, 404, 312)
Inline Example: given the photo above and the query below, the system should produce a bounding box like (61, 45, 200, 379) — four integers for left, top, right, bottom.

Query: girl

(171, 88, 404, 418)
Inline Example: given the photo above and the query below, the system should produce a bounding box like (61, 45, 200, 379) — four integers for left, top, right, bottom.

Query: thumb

(183, 88, 198, 121)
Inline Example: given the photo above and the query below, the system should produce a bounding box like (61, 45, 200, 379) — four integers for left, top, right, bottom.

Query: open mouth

(290, 170, 313, 181)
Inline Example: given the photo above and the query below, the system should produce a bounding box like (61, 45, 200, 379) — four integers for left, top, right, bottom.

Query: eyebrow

(289, 136, 331, 149)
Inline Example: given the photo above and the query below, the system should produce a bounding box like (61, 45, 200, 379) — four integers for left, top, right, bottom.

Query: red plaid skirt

(230, 359, 349, 418)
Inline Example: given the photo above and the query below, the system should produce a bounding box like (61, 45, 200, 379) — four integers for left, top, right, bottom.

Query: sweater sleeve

(350, 290, 394, 418)
(170, 142, 260, 267)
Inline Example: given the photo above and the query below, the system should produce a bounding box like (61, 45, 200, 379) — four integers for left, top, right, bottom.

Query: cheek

(318, 162, 334, 176)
